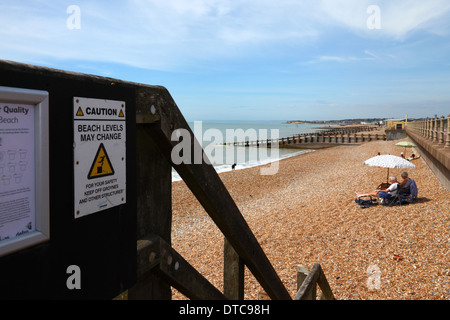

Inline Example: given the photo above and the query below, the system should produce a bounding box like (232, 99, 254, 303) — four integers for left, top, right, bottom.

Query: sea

(172, 120, 325, 182)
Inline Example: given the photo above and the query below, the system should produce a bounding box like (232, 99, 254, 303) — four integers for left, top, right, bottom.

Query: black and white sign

(74, 97, 126, 218)
(0, 103, 35, 242)
(0, 86, 49, 258)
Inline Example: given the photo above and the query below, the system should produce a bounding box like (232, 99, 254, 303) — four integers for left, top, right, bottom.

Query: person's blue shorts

(378, 192, 392, 198)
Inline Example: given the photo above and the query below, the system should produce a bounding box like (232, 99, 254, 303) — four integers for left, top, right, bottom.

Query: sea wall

(406, 115, 450, 190)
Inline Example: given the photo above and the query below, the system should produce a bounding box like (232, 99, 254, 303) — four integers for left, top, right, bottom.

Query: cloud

(318, 0, 450, 39)
(0, 0, 449, 72)
(305, 50, 378, 64)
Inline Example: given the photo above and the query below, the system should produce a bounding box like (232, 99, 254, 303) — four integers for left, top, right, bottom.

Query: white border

(0, 86, 50, 257)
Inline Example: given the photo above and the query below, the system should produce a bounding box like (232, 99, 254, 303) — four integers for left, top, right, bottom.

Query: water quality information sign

(74, 97, 126, 219)
(0, 103, 35, 242)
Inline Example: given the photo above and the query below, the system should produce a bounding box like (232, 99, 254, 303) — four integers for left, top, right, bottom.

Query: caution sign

(88, 143, 115, 179)
(73, 97, 126, 219)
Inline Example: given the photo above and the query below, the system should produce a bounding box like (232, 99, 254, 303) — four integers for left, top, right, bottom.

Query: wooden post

(224, 238, 245, 300)
(295, 264, 334, 300)
(296, 265, 315, 300)
(129, 88, 173, 300)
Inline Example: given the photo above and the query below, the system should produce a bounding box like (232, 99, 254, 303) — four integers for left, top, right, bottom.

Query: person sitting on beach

(401, 152, 405, 158)
(356, 176, 400, 200)
(407, 153, 420, 161)
(398, 171, 411, 194)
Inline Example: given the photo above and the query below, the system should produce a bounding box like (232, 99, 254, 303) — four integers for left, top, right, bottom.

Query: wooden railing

(295, 264, 335, 300)
(129, 85, 334, 300)
(407, 115, 450, 148)
(130, 85, 293, 300)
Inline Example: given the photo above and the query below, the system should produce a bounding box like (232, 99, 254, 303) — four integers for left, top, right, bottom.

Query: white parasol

(364, 154, 416, 183)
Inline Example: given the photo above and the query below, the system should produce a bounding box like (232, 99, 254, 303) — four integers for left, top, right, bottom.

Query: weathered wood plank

(129, 235, 166, 300)
(317, 269, 336, 300)
(294, 264, 321, 300)
(139, 86, 291, 300)
(151, 235, 227, 300)
(133, 234, 226, 300)
(224, 238, 245, 300)
(129, 87, 173, 300)
(294, 264, 335, 300)
(296, 265, 315, 300)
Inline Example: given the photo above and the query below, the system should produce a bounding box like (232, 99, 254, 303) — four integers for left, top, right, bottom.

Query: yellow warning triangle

(76, 107, 84, 117)
(119, 109, 125, 118)
(88, 143, 115, 179)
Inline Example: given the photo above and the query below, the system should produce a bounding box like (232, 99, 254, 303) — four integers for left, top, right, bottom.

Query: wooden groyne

(226, 125, 385, 149)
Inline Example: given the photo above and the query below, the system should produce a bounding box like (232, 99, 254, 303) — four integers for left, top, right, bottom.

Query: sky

(1, 0, 450, 121)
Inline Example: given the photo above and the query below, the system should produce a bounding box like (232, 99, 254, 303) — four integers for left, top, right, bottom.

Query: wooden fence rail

(132, 85, 292, 300)
(131, 85, 336, 300)
(294, 264, 335, 300)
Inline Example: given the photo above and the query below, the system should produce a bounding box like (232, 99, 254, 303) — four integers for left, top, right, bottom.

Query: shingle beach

(171, 137, 450, 300)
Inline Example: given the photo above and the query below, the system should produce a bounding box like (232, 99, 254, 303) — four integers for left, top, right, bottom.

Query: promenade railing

(407, 115, 450, 148)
